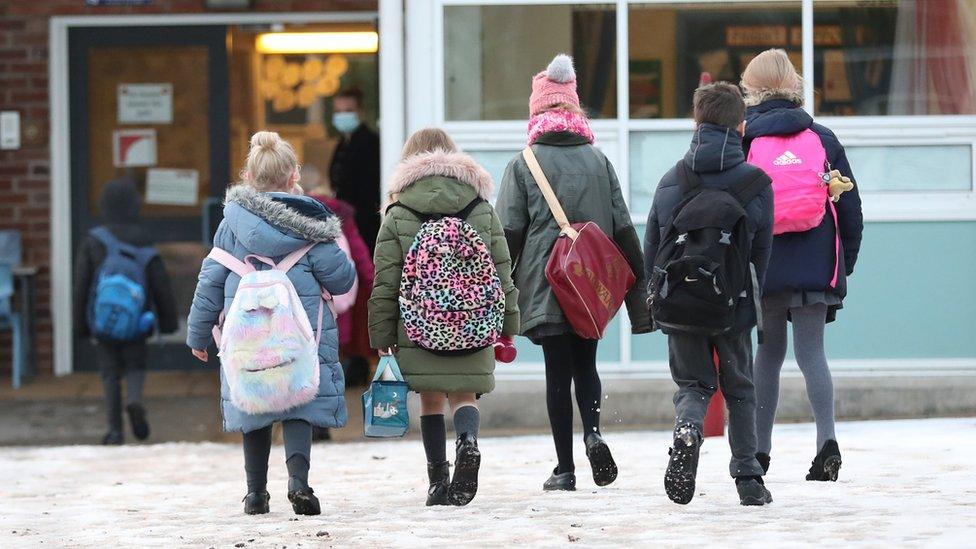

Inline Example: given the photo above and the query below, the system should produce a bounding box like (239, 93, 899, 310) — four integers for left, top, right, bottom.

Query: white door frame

(48, 9, 403, 375)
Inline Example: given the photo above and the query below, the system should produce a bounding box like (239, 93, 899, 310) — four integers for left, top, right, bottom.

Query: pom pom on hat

(546, 54, 576, 83)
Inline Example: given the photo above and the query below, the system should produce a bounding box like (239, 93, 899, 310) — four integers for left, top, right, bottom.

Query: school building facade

(2, 0, 975, 418)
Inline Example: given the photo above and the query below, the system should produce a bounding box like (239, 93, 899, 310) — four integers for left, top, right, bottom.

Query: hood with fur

(744, 87, 804, 107)
(388, 149, 493, 201)
(223, 184, 342, 256)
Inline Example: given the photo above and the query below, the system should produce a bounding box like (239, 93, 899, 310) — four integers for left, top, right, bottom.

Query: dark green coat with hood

(368, 150, 520, 394)
(496, 131, 652, 341)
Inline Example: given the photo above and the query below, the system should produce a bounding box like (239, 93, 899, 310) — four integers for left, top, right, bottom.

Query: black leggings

(242, 419, 313, 493)
(540, 333, 601, 474)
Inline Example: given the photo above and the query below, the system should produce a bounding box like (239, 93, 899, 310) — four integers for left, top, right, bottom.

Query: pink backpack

(333, 234, 358, 315)
(747, 128, 840, 287)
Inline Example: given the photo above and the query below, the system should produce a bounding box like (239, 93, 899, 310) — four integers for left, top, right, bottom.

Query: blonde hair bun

(250, 130, 281, 150)
(242, 131, 299, 192)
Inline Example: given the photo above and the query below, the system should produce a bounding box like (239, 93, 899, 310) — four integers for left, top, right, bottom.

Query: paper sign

(145, 169, 199, 206)
(0, 111, 20, 150)
(118, 83, 173, 124)
(113, 129, 157, 167)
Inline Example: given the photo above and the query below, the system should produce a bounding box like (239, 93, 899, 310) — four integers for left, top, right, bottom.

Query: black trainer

(736, 477, 773, 506)
(426, 461, 450, 506)
(102, 431, 123, 445)
(756, 452, 771, 475)
(287, 487, 321, 516)
(447, 433, 481, 506)
(585, 432, 618, 487)
(806, 439, 842, 482)
(243, 491, 270, 515)
(664, 424, 701, 505)
(125, 403, 150, 441)
(543, 468, 576, 491)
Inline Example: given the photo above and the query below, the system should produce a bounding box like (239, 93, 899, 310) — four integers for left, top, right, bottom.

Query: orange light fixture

(255, 32, 378, 54)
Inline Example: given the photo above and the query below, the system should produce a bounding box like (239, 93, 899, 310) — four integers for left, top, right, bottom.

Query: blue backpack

(88, 227, 157, 341)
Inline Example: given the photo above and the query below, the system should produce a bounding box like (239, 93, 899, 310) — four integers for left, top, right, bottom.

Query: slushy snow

(1, 418, 974, 547)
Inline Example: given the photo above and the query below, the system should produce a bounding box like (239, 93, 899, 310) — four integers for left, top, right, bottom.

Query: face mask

(332, 111, 360, 133)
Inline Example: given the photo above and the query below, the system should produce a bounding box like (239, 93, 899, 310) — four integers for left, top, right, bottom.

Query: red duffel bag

(522, 147, 636, 340)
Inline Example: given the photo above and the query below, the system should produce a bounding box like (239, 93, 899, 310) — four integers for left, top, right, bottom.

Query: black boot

(664, 424, 701, 505)
(287, 487, 321, 516)
(125, 403, 150, 441)
(543, 468, 576, 491)
(585, 432, 618, 487)
(426, 461, 450, 506)
(756, 452, 771, 475)
(102, 431, 123, 445)
(736, 476, 773, 506)
(447, 432, 481, 506)
(243, 491, 270, 515)
(806, 439, 842, 482)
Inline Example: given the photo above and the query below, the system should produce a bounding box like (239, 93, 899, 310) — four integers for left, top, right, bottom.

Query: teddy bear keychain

(821, 169, 854, 202)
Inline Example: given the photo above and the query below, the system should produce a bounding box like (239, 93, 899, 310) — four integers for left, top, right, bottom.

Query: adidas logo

(773, 150, 803, 166)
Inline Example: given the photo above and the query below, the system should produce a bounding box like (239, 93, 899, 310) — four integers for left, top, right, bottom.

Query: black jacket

(73, 181, 178, 339)
(330, 124, 381, 251)
(743, 99, 863, 308)
(643, 123, 774, 330)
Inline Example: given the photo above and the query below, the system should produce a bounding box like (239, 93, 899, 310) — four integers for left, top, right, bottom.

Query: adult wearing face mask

(329, 87, 381, 252)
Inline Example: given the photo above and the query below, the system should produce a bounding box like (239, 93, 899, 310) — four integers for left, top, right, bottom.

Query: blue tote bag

(362, 356, 410, 438)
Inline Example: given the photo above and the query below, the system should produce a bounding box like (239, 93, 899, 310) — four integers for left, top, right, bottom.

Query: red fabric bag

(522, 147, 636, 339)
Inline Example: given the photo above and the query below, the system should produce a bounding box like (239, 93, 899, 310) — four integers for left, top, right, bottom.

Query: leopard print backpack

(396, 198, 505, 355)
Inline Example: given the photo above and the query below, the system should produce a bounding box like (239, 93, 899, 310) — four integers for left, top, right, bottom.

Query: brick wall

(0, 0, 377, 377)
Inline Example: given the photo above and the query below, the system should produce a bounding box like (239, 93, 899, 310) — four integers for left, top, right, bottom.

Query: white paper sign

(0, 111, 20, 150)
(113, 128, 157, 167)
(145, 169, 199, 206)
(118, 83, 173, 124)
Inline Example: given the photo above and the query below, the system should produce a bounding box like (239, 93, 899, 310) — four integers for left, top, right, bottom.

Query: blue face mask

(332, 111, 360, 134)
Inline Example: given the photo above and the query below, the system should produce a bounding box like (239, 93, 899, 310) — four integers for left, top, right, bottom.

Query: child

(644, 83, 774, 506)
(187, 131, 356, 515)
(368, 128, 519, 506)
(741, 49, 863, 481)
(73, 179, 179, 445)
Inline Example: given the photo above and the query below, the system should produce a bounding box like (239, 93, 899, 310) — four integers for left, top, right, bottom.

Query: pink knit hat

(529, 54, 580, 117)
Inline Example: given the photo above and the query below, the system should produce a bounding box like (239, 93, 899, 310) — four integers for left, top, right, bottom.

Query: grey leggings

(754, 300, 836, 454)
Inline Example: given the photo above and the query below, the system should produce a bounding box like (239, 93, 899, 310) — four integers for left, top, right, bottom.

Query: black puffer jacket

(643, 123, 774, 330)
(73, 180, 179, 338)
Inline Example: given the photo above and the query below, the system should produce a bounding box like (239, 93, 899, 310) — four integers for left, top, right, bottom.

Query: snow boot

(806, 439, 842, 482)
(756, 452, 771, 474)
(736, 476, 773, 506)
(102, 431, 123, 445)
(426, 461, 450, 506)
(585, 432, 618, 487)
(287, 487, 321, 516)
(125, 403, 150, 441)
(243, 491, 270, 515)
(664, 424, 701, 505)
(543, 468, 576, 491)
(448, 433, 481, 506)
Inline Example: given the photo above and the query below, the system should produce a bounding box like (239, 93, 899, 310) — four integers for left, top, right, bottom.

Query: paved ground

(1, 418, 974, 547)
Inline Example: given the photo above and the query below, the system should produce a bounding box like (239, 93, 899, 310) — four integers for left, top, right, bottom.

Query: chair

(0, 230, 24, 388)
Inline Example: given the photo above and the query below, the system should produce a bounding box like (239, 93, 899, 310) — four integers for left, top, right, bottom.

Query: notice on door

(145, 168, 199, 206)
(113, 128, 157, 167)
(118, 83, 173, 124)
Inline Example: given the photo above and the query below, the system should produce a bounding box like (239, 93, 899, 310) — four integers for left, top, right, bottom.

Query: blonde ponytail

(242, 131, 300, 192)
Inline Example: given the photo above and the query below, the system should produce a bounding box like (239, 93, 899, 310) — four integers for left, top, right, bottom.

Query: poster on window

(145, 168, 199, 206)
(112, 128, 157, 168)
(118, 83, 173, 124)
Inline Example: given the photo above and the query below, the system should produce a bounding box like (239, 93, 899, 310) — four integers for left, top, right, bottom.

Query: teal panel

(632, 221, 976, 360)
(629, 131, 693, 213)
(846, 145, 972, 192)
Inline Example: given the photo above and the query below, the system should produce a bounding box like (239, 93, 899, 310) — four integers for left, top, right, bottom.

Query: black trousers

(540, 333, 601, 473)
(96, 341, 147, 435)
(668, 330, 764, 478)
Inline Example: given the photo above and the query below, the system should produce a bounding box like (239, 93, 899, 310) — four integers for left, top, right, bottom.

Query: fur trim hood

(388, 149, 494, 200)
(225, 184, 342, 243)
(744, 87, 804, 107)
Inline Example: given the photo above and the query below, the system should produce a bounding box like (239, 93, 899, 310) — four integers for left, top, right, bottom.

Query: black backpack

(648, 161, 770, 337)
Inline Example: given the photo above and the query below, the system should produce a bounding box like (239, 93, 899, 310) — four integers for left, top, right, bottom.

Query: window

(628, 2, 800, 119)
(444, 4, 617, 121)
(814, 0, 976, 116)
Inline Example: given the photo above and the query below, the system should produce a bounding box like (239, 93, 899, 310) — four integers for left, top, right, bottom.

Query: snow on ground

(1, 418, 974, 548)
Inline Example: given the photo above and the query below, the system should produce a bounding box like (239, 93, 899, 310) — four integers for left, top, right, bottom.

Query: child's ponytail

(242, 131, 301, 192)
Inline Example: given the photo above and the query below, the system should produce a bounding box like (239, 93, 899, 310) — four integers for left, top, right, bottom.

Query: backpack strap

(676, 161, 704, 197)
(206, 247, 253, 278)
(389, 202, 435, 222)
(521, 147, 578, 240)
(454, 198, 484, 220)
(729, 168, 772, 207)
(276, 243, 315, 273)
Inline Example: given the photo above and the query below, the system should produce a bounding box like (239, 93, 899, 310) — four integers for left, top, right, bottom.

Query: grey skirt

(762, 290, 843, 323)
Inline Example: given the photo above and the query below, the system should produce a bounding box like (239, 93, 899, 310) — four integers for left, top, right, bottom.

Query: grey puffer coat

(496, 131, 652, 341)
(187, 185, 357, 433)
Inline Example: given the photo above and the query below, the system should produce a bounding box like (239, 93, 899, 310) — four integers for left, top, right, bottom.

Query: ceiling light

(255, 32, 378, 54)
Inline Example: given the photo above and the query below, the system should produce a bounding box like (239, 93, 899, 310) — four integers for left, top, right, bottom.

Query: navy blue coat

(644, 123, 775, 330)
(743, 100, 864, 308)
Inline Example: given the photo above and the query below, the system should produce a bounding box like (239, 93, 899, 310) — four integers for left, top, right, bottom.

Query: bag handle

(374, 356, 405, 382)
(521, 147, 579, 240)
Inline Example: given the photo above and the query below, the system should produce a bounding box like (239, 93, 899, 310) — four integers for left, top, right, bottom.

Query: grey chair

(0, 230, 24, 388)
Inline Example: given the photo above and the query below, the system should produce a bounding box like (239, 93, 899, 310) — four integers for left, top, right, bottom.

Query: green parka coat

(496, 131, 652, 341)
(368, 150, 520, 394)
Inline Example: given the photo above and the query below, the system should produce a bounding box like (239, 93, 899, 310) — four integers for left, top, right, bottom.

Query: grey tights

(754, 301, 836, 454)
(242, 420, 313, 494)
